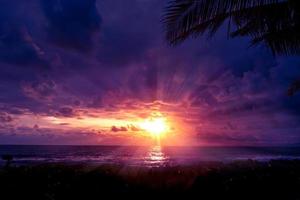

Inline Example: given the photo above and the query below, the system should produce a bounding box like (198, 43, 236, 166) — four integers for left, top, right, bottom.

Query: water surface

(1, 145, 300, 167)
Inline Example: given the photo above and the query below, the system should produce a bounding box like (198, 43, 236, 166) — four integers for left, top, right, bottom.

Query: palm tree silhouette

(288, 79, 300, 96)
(163, 0, 300, 56)
(163, 0, 300, 95)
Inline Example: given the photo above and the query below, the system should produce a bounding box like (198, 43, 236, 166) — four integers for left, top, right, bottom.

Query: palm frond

(288, 78, 300, 96)
(163, 0, 300, 55)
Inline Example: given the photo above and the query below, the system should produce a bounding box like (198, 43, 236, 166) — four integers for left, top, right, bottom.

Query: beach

(1, 159, 300, 199)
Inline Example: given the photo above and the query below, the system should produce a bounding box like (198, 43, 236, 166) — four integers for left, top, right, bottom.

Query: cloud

(0, 112, 13, 123)
(0, 0, 299, 145)
(56, 107, 75, 117)
(41, 0, 101, 51)
(111, 126, 128, 132)
(197, 130, 260, 145)
(0, 1, 46, 67)
(22, 79, 56, 102)
(129, 125, 141, 132)
(33, 124, 39, 129)
(59, 123, 70, 126)
(0, 126, 106, 145)
(0, 28, 44, 66)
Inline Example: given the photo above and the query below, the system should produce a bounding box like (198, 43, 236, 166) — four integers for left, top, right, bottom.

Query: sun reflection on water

(144, 146, 169, 167)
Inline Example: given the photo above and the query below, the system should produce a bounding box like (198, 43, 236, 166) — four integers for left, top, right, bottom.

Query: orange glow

(13, 106, 189, 145)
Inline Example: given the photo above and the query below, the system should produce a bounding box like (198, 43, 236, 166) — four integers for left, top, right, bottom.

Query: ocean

(1, 145, 300, 167)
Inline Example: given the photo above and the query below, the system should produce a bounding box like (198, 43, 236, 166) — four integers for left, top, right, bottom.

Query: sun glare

(139, 117, 169, 137)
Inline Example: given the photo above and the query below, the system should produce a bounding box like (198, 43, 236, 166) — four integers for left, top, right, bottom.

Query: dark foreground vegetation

(1, 160, 300, 199)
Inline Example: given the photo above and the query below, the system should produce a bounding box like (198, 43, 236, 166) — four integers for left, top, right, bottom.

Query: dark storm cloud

(41, 0, 101, 51)
(0, 28, 44, 66)
(96, 0, 160, 66)
(0, 1, 45, 66)
(22, 79, 56, 102)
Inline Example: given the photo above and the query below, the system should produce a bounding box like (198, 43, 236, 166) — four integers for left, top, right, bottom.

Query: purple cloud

(0, 0, 299, 145)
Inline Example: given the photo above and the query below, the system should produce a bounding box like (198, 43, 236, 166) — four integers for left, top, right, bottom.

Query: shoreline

(1, 159, 300, 199)
(2, 157, 300, 168)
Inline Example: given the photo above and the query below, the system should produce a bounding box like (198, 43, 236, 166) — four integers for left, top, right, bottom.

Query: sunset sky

(0, 0, 300, 146)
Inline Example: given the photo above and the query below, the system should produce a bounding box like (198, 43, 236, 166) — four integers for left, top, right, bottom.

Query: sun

(139, 117, 169, 137)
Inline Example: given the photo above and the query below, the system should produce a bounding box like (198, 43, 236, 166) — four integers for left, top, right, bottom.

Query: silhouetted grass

(1, 160, 300, 199)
